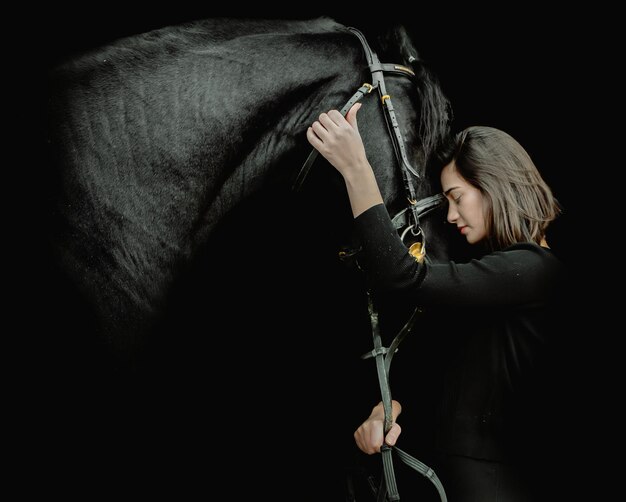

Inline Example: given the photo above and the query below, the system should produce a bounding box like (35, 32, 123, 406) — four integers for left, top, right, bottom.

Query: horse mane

(117, 16, 346, 48)
(54, 16, 347, 72)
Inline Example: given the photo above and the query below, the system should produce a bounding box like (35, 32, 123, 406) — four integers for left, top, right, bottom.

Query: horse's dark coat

(47, 17, 453, 356)
(46, 17, 456, 499)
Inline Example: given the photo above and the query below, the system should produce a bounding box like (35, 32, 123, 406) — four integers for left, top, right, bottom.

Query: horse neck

(50, 20, 362, 243)
(46, 20, 364, 337)
(191, 26, 363, 238)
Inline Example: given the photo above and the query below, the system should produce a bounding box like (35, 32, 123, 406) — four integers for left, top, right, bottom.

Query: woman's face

(441, 161, 487, 245)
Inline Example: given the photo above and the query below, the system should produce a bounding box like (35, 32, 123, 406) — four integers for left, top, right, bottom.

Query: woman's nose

(447, 204, 458, 224)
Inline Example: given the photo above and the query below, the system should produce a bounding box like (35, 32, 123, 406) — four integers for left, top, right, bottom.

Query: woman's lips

(459, 226, 467, 234)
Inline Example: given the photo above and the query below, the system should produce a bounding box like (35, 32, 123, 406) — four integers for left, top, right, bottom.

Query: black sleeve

(353, 204, 564, 308)
(353, 203, 426, 293)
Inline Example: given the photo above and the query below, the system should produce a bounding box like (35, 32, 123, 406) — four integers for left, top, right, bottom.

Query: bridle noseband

(292, 27, 447, 502)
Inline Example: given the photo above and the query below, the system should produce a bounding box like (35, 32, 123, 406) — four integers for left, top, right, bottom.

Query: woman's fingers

(344, 103, 361, 130)
(354, 427, 381, 455)
(327, 109, 346, 125)
(318, 112, 332, 126)
(306, 126, 323, 148)
(309, 120, 328, 140)
(385, 423, 402, 447)
(308, 111, 342, 147)
(315, 110, 348, 133)
(353, 420, 403, 455)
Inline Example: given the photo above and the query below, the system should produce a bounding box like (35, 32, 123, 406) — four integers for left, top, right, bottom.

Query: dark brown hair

(439, 126, 561, 250)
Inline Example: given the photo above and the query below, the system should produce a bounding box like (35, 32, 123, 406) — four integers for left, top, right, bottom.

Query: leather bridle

(293, 27, 447, 502)
(293, 28, 445, 244)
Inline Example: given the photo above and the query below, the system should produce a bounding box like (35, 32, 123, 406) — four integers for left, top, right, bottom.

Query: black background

(42, 6, 608, 500)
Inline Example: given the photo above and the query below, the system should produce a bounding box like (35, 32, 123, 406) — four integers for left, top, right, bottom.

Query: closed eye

(444, 188, 462, 204)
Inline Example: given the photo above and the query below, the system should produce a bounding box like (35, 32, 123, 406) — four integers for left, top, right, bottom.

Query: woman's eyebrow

(443, 187, 460, 196)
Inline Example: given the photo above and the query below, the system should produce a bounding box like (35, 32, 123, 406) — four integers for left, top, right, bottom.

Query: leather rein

(292, 27, 447, 502)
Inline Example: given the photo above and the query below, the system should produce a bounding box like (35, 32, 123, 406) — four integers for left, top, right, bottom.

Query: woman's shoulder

(498, 242, 567, 283)
(501, 242, 564, 264)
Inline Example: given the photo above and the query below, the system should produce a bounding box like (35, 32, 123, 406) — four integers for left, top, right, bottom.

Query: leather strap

(346, 27, 423, 232)
(292, 83, 375, 192)
(362, 293, 447, 502)
(345, 28, 448, 501)
(291, 27, 448, 501)
(293, 27, 419, 218)
(390, 193, 446, 231)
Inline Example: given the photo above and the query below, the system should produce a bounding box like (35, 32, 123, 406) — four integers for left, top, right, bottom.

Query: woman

(307, 104, 566, 501)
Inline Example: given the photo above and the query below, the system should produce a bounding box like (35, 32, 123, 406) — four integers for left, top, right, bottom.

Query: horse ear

(373, 23, 421, 66)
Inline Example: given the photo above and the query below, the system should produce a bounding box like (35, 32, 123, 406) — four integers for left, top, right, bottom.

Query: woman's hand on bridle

(354, 400, 403, 454)
(307, 103, 369, 181)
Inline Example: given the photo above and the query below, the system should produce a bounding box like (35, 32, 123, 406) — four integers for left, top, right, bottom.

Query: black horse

(45, 17, 459, 500)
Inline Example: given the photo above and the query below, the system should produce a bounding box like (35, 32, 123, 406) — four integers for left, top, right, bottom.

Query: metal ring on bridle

(401, 224, 423, 240)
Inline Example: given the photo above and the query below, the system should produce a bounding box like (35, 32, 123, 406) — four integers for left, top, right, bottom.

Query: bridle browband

(292, 27, 447, 502)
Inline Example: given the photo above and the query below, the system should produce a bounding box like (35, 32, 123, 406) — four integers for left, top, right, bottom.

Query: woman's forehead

(441, 161, 466, 191)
